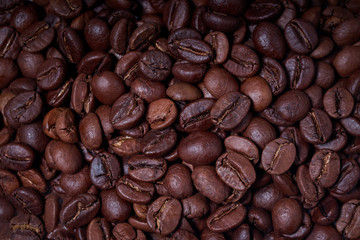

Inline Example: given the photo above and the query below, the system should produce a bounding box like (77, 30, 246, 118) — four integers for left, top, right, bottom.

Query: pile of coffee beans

(1, 0, 360, 239)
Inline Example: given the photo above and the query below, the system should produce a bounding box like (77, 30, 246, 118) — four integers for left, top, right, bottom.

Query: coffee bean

(138, 50, 172, 81)
(11, 187, 43, 216)
(331, 158, 360, 195)
(178, 130, 222, 165)
(243, 117, 277, 149)
(285, 18, 318, 54)
(116, 175, 155, 204)
(0, 169, 20, 197)
(333, 46, 360, 77)
(204, 31, 229, 64)
(163, 163, 193, 199)
(109, 136, 141, 157)
(0, 142, 35, 171)
(224, 44, 260, 78)
(207, 203, 246, 232)
(10, 213, 45, 239)
(79, 113, 102, 150)
(60, 193, 100, 229)
(244, 0, 283, 22)
(18, 168, 47, 194)
(261, 138, 296, 175)
(48, 0, 82, 19)
(55, 108, 78, 144)
(100, 189, 132, 223)
(146, 98, 178, 130)
(84, 18, 110, 51)
(90, 151, 121, 190)
(241, 76, 272, 112)
(259, 57, 287, 96)
(91, 71, 125, 105)
(310, 195, 339, 225)
(248, 207, 272, 233)
(309, 150, 340, 188)
(128, 155, 167, 182)
(272, 198, 303, 235)
(19, 21, 55, 53)
(274, 90, 311, 122)
(131, 77, 166, 103)
(335, 199, 360, 239)
(140, 127, 177, 157)
(203, 67, 239, 99)
(87, 218, 112, 240)
(252, 183, 285, 211)
(323, 87, 354, 119)
(129, 22, 161, 51)
(182, 193, 209, 219)
(284, 55, 315, 90)
(163, 0, 190, 31)
(58, 27, 85, 64)
(172, 60, 207, 83)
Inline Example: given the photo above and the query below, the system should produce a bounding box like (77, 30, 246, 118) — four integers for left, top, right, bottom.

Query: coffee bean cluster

(0, 0, 360, 239)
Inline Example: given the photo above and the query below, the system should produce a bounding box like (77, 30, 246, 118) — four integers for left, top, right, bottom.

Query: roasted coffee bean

(261, 138, 296, 175)
(19, 21, 55, 53)
(138, 50, 172, 81)
(129, 22, 161, 51)
(241, 76, 272, 112)
(178, 130, 222, 165)
(224, 44, 259, 78)
(166, 82, 202, 101)
(79, 113, 102, 150)
(10, 213, 45, 239)
(140, 127, 177, 157)
(116, 175, 155, 203)
(285, 55, 315, 90)
(204, 31, 229, 64)
(46, 79, 73, 108)
(109, 136, 141, 157)
(0, 142, 35, 171)
(4, 91, 42, 128)
(274, 90, 311, 122)
(128, 155, 167, 182)
(87, 218, 112, 240)
(259, 57, 287, 96)
(163, 0, 190, 31)
(243, 117, 277, 149)
(60, 194, 100, 229)
(111, 93, 145, 130)
(91, 71, 125, 105)
(90, 151, 121, 190)
(115, 51, 142, 87)
(280, 126, 309, 165)
(306, 224, 341, 240)
(244, 0, 283, 22)
(203, 67, 239, 99)
(0, 169, 20, 197)
(285, 18, 318, 54)
(0, 26, 20, 60)
(131, 77, 166, 103)
(146, 98, 177, 130)
(216, 152, 256, 191)
(323, 87, 354, 119)
(210, 92, 251, 130)
(272, 198, 303, 235)
(172, 60, 207, 83)
(175, 38, 212, 64)
(248, 207, 272, 233)
(58, 27, 85, 64)
(331, 158, 360, 195)
(300, 108, 333, 144)
(336, 199, 360, 239)
(311, 195, 339, 225)
(182, 193, 209, 219)
(101, 189, 132, 223)
(207, 203, 246, 233)
(77, 51, 112, 75)
(48, 0, 82, 19)
(11, 187, 43, 216)
(192, 165, 230, 204)
(18, 169, 47, 194)
(252, 183, 284, 211)
(147, 196, 182, 235)
(55, 108, 78, 144)
(84, 18, 110, 51)
(45, 140, 83, 174)
(333, 46, 360, 77)
(36, 58, 66, 91)
(163, 163, 193, 199)
(332, 18, 360, 46)
(309, 150, 340, 188)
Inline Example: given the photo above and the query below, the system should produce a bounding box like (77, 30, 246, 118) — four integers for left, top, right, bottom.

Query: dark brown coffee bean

(11, 187, 43, 216)
(252, 183, 284, 211)
(274, 90, 311, 122)
(19, 21, 55, 52)
(79, 113, 103, 150)
(311, 195, 339, 225)
(272, 198, 303, 235)
(110, 18, 134, 55)
(174, 38, 212, 64)
(91, 71, 125, 105)
(59, 165, 91, 196)
(101, 189, 132, 223)
(71, 74, 94, 114)
(167, 28, 202, 59)
(48, 0, 82, 19)
(333, 46, 360, 77)
(335, 199, 360, 239)
(204, 31, 229, 64)
(248, 207, 272, 233)
(341, 116, 360, 137)
(178, 130, 222, 165)
(60, 193, 100, 229)
(245, 0, 283, 22)
(147, 196, 182, 235)
(207, 203, 246, 233)
(203, 67, 239, 99)
(296, 165, 325, 207)
(0, 169, 19, 197)
(111, 93, 145, 130)
(128, 155, 167, 182)
(182, 193, 209, 219)
(4, 91, 42, 128)
(10, 213, 45, 239)
(18, 168, 47, 194)
(216, 152, 256, 191)
(332, 18, 360, 46)
(112, 222, 136, 240)
(172, 60, 207, 83)
(240, 76, 272, 112)
(77, 51, 113, 75)
(253, 22, 286, 60)
(138, 50, 172, 82)
(285, 18, 318, 54)
(210, 92, 251, 130)
(45, 140, 83, 174)
(58, 27, 85, 64)
(146, 98, 177, 130)
(46, 79, 73, 108)
(17, 121, 49, 153)
(272, 171, 299, 196)
(299, 108, 333, 144)
(166, 82, 202, 101)
(331, 158, 360, 195)
(315, 123, 347, 152)
(116, 175, 155, 204)
(224, 136, 259, 164)
(202, 10, 240, 33)
(224, 44, 260, 78)
(17, 50, 44, 79)
(87, 218, 112, 240)
(129, 22, 161, 51)
(310, 36, 334, 59)
(0, 26, 20, 59)
(163, 163, 193, 199)
(130, 77, 166, 103)
(192, 165, 230, 204)
(90, 151, 121, 190)
(280, 126, 309, 165)
(259, 57, 287, 96)
(141, 127, 177, 157)
(323, 87, 354, 119)
(115, 51, 142, 87)
(261, 138, 296, 175)
(285, 55, 315, 90)
(36, 58, 66, 91)
(0, 142, 34, 171)
(243, 117, 277, 149)
(309, 150, 340, 188)
(55, 108, 78, 144)
(109, 136, 141, 158)
(43, 107, 64, 140)
(84, 18, 110, 51)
